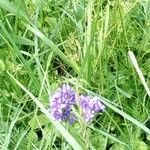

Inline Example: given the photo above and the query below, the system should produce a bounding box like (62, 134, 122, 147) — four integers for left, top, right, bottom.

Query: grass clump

(0, 0, 150, 149)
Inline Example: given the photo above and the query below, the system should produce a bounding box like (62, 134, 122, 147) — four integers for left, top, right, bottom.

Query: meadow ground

(0, 0, 150, 150)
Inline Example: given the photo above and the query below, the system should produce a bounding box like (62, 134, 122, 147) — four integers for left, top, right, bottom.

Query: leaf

(28, 130, 38, 142)
(134, 139, 148, 150)
(7, 72, 84, 150)
(89, 126, 127, 146)
(15, 35, 34, 46)
(0, 121, 7, 143)
(116, 86, 132, 98)
(91, 135, 106, 150)
(78, 87, 150, 135)
(139, 0, 150, 20)
(110, 143, 127, 150)
(28, 114, 50, 129)
(25, 24, 80, 74)
(0, 59, 5, 73)
(0, 0, 28, 20)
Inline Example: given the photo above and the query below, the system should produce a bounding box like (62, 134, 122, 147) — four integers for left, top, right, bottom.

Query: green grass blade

(89, 126, 128, 147)
(25, 24, 80, 74)
(7, 71, 83, 150)
(100, 97, 150, 134)
(0, 0, 28, 20)
(71, 83, 150, 135)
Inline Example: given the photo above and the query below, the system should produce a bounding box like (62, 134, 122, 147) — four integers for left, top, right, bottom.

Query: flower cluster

(80, 95, 105, 122)
(49, 84, 105, 123)
(50, 84, 76, 122)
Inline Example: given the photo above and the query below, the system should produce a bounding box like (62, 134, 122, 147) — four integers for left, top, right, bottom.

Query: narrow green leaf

(72, 85, 150, 135)
(25, 24, 80, 74)
(7, 71, 83, 150)
(89, 126, 128, 147)
(0, 0, 28, 20)
(15, 35, 34, 46)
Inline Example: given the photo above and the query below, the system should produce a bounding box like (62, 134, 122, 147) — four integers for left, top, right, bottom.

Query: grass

(0, 0, 150, 149)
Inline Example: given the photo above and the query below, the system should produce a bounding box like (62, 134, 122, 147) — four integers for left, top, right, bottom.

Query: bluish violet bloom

(52, 110, 63, 121)
(49, 84, 105, 124)
(90, 96, 105, 112)
(50, 84, 76, 122)
(80, 95, 91, 109)
(80, 95, 105, 122)
(69, 113, 77, 125)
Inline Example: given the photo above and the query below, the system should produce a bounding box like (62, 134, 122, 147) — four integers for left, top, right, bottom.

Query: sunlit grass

(0, 0, 150, 149)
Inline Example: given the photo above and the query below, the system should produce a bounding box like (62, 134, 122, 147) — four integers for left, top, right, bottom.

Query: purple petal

(69, 114, 76, 125)
(62, 107, 71, 120)
(84, 110, 94, 122)
(51, 111, 62, 121)
(80, 95, 90, 109)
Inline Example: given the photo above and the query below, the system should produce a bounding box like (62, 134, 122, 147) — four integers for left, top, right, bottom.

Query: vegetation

(0, 0, 150, 149)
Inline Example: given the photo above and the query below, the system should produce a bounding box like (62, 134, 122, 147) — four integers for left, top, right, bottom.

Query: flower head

(80, 95, 105, 122)
(49, 84, 105, 124)
(50, 84, 76, 122)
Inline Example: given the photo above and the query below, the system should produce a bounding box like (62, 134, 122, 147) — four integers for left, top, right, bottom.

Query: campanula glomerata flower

(80, 95, 105, 122)
(49, 84, 105, 123)
(50, 84, 76, 122)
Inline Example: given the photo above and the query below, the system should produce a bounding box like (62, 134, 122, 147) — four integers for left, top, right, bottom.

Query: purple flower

(84, 110, 94, 122)
(69, 114, 76, 125)
(62, 106, 71, 120)
(91, 96, 105, 112)
(51, 110, 62, 121)
(49, 83, 105, 124)
(80, 95, 90, 109)
(50, 84, 76, 122)
(80, 95, 105, 122)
